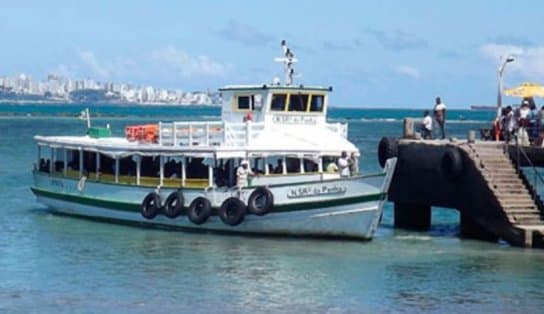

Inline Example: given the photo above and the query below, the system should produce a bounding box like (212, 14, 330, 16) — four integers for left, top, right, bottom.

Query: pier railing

(513, 139, 544, 212)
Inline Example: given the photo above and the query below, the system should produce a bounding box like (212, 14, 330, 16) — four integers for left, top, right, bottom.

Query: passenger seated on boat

(214, 166, 227, 187)
(187, 158, 207, 178)
(273, 159, 283, 174)
(164, 159, 178, 178)
(325, 158, 338, 173)
(303, 159, 318, 172)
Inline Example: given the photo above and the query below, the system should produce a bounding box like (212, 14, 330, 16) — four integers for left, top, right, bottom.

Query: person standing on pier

(433, 97, 447, 139)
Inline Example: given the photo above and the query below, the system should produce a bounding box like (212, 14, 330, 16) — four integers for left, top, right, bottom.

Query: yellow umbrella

(503, 82, 544, 98)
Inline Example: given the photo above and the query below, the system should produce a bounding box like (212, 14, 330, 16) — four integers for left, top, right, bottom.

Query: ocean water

(1, 104, 544, 313)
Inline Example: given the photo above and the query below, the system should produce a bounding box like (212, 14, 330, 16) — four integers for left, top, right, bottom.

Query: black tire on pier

(188, 197, 212, 225)
(219, 197, 247, 226)
(247, 187, 274, 216)
(141, 192, 162, 220)
(164, 191, 185, 218)
(441, 147, 464, 180)
(378, 137, 398, 168)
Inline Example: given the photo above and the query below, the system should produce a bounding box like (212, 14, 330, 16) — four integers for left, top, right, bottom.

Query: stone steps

(473, 143, 544, 228)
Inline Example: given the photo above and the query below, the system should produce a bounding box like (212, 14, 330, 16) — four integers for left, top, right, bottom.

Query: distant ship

(470, 105, 496, 111)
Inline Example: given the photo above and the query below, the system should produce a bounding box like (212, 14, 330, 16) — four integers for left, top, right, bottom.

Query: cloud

(490, 35, 534, 47)
(77, 49, 111, 78)
(395, 65, 421, 79)
(215, 20, 274, 46)
(364, 28, 427, 51)
(322, 39, 364, 51)
(152, 46, 232, 77)
(439, 50, 464, 60)
(479, 43, 544, 80)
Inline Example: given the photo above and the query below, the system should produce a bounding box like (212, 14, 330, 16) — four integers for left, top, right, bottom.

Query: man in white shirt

(434, 96, 447, 139)
(337, 151, 350, 177)
(236, 160, 254, 188)
(421, 110, 432, 139)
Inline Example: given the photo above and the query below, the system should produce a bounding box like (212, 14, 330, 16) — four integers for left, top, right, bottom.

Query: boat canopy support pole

(115, 157, 119, 184)
(299, 157, 304, 174)
(136, 155, 141, 185)
(79, 148, 83, 178)
(63, 148, 67, 177)
(159, 155, 164, 186)
(208, 163, 214, 188)
(282, 156, 287, 175)
(181, 157, 186, 187)
(264, 157, 269, 175)
(50, 147, 55, 173)
(318, 157, 323, 173)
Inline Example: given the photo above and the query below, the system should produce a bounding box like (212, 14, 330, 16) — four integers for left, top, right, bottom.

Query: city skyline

(0, 72, 216, 105)
(1, 1, 543, 107)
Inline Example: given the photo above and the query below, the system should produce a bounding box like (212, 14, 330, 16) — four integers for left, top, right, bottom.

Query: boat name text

(287, 184, 347, 198)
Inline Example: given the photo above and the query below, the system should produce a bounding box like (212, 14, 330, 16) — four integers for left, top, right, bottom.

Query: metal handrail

(513, 137, 544, 207)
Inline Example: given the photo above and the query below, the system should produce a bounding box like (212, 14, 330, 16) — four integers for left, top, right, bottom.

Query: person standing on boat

(338, 151, 351, 177)
(236, 160, 255, 188)
(433, 97, 447, 139)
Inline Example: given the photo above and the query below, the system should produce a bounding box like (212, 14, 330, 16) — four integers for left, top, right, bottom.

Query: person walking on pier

(433, 97, 447, 139)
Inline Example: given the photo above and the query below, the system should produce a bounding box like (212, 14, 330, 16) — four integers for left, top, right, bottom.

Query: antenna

(274, 40, 298, 85)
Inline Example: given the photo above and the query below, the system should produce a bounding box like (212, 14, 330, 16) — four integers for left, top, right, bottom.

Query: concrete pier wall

(385, 139, 544, 248)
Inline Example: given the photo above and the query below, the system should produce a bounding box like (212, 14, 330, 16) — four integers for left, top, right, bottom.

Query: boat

(30, 41, 397, 240)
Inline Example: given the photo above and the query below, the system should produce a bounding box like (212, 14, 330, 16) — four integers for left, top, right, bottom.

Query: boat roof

(35, 123, 357, 159)
(218, 84, 332, 92)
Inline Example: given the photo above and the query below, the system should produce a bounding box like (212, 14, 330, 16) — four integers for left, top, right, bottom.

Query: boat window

(164, 157, 182, 179)
(303, 158, 318, 173)
(271, 94, 287, 111)
(309, 95, 325, 112)
(322, 156, 338, 173)
(237, 95, 254, 111)
(267, 156, 284, 175)
(288, 93, 309, 112)
(286, 157, 301, 174)
(186, 157, 208, 179)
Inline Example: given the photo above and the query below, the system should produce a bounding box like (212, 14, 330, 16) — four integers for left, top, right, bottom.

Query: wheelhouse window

(270, 94, 287, 111)
(236, 95, 254, 111)
(288, 93, 309, 112)
(309, 95, 325, 112)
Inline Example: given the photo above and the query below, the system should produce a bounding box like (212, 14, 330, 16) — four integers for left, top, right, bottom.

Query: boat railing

(158, 121, 265, 147)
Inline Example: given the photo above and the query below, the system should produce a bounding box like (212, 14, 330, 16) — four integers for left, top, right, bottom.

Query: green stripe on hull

(31, 187, 386, 214)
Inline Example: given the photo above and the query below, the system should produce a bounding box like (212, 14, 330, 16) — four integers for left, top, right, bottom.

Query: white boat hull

(32, 159, 396, 240)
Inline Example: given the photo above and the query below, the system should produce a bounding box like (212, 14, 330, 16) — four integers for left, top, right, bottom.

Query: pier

(380, 127, 544, 248)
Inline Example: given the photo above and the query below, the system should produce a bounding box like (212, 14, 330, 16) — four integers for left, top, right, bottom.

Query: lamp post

(497, 56, 515, 119)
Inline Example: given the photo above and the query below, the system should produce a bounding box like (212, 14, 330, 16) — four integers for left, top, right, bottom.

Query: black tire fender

(164, 191, 185, 219)
(378, 137, 398, 168)
(141, 192, 161, 220)
(247, 187, 274, 216)
(188, 197, 212, 225)
(441, 147, 464, 180)
(219, 197, 247, 226)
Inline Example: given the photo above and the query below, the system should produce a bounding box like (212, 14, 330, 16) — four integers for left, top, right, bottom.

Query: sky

(1, 0, 543, 108)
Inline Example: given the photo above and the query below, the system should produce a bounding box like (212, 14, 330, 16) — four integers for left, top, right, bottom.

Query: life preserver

(188, 197, 212, 225)
(378, 137, 398, 168)
(77, 176, 87, 192)
(141, 192, 161, 219)
(247, 187, 274, 216)
(164, 191, 184, 218)
(441, 147, 464, 180)
(219, 197, 247, 226)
